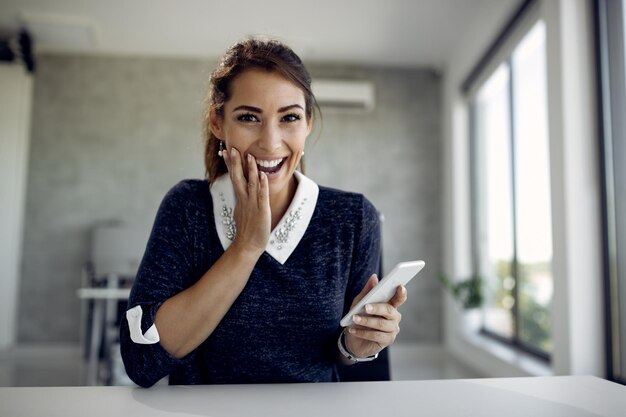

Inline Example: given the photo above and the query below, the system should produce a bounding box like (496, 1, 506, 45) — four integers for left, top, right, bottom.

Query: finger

(246, 154, 259, 194)
(348, 326, 396, 346)
(229, 148, 248, 197)
(362, 302, 400, 321)
(258, 171, 269, 210)
(350, 274, 378, 308)
(388, 285, 408, 309)
(352, 314, 399, 333)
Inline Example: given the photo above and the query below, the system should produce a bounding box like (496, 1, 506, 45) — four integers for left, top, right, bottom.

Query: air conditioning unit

(311, 79, 375, 111)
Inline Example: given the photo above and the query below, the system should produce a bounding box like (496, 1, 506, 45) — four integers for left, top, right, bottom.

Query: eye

(281, 113, 302, 123)
(237, 113, 259, 123)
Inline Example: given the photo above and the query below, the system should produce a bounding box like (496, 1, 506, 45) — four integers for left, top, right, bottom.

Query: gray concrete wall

(19, 54, 442, 344)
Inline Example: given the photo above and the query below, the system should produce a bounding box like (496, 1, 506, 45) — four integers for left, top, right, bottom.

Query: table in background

(1, 376, 625, 417)
(77, 287, 131, 385)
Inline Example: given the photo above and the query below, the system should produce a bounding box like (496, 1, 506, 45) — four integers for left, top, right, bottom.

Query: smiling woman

(119, 38, 408, 387)
(208, 68, 312, 228)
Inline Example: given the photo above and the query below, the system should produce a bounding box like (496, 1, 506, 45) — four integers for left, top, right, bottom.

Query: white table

(1, 376, 624, 417)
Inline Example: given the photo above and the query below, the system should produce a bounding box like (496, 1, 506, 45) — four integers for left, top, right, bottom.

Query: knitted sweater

(120, 177, 381, 387)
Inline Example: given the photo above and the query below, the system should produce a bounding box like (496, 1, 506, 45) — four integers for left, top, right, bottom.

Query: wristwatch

(337, 328, 379, 363)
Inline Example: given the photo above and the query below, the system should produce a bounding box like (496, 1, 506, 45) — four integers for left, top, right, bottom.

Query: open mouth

(255, 157, 286, 174)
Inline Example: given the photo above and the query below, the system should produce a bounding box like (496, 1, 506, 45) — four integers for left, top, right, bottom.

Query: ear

(306, 116, 314, 137)
(208, 107, 224, 139)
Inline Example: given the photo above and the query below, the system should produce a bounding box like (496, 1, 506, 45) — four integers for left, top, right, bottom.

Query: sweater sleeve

(119, 182, 198, 387)
(343, 196, 382, 314)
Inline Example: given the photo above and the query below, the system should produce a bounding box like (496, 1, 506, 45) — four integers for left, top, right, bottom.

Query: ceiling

(0, 0, 520, 69)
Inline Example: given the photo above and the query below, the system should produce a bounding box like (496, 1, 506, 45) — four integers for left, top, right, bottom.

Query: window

(470, 20, 553, 358)
(596, 0, 626, 384)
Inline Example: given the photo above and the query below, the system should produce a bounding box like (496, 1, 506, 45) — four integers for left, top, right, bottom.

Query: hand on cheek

(222, 148, 271, 255)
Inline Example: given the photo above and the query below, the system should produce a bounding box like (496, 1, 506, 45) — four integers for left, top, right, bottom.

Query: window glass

(471, 20, 553, 356)
(511, 21, 553, 352)
(474, 64, 515, 339)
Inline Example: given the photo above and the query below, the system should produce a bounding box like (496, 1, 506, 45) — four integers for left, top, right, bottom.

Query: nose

(257, 122, 281, 152)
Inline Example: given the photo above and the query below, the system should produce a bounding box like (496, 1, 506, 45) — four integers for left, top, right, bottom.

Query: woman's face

(210, 68, 312, 201)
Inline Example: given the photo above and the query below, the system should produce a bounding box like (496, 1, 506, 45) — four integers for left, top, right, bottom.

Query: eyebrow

(232, 104, 304, 113)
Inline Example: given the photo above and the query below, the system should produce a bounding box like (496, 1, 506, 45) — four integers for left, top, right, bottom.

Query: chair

(80, 222, 148, 385)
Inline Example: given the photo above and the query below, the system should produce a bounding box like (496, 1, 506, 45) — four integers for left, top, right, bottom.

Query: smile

(256, 157, 286, 174)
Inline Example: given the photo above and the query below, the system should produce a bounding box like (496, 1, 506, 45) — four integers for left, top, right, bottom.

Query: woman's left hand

(344, 274, 408, 359)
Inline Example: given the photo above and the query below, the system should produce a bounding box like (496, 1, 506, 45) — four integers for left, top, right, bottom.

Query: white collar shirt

(210, 170, 320, 265)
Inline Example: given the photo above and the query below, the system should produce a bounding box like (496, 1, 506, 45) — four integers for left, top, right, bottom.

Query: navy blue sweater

(120, 179, 380, 387)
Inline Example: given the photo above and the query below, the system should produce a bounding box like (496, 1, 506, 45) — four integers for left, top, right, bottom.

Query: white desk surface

(1, 376, 624, 417)
(76, 287, 131, 299)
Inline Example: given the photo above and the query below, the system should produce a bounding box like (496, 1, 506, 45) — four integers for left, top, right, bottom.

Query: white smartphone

(340, 260, 425, 327)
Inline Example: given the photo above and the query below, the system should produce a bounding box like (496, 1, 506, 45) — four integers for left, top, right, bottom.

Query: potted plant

(438, 273, 484, 310)
(439, 272, 484, 332)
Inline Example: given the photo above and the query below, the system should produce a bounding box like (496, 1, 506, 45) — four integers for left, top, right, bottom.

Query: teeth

(256, 158, 283, 168)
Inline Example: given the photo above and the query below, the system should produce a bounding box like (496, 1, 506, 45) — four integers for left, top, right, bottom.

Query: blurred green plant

(439, 273, 484, 310)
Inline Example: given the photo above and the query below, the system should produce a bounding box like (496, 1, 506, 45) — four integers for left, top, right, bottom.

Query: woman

(120, 38, 407, 387)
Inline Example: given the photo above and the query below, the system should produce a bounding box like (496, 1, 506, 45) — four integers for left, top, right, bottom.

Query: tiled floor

(0, 342, 481, 387)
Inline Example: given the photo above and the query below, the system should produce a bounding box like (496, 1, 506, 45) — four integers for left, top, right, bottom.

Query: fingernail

(231, 148, 236, 157)
(348, 327, 356, 334)
(353, 315, 361, 323)
(365, 304, 373, 313)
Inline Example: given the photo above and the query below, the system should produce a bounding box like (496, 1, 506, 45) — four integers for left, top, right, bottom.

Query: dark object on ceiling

(0, 30, 35, 73)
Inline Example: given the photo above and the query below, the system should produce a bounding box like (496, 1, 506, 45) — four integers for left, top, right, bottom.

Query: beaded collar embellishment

(210, 171, 319, 265)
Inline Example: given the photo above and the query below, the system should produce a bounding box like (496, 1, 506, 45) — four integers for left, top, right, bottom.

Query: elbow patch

(126, 305, 160, 344)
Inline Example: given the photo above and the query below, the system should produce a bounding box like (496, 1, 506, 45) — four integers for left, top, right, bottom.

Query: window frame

(469, 54, 551, 362)
(594, 0, 626, 385)
(465, 0, 552, 362)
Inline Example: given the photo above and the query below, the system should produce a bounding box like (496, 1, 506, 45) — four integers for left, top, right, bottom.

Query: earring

(301, 150, 305, 156)
(217, 140, 224, 157)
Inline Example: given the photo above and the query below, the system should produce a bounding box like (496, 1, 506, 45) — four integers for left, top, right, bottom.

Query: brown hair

(203, 37, 319, 181)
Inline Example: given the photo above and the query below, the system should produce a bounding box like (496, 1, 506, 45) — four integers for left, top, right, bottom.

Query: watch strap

(337, 328, 379, 363)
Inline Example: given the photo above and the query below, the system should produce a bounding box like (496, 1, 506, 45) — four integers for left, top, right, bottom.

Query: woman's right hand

(223, 147, 271, 256)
